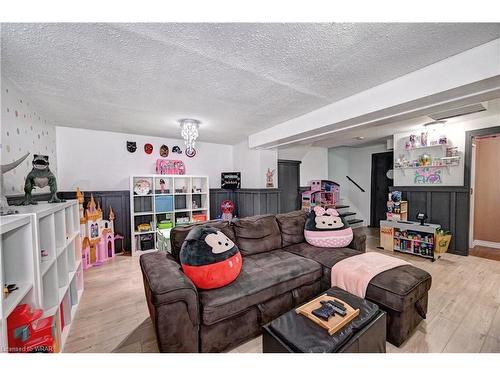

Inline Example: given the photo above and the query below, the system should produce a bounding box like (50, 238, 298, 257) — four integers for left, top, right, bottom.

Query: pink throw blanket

(331, 252, 410, 298)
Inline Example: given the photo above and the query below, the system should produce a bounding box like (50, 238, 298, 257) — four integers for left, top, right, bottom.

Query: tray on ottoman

(263, 287, 386, 353)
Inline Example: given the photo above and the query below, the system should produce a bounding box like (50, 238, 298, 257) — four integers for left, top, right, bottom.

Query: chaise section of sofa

(276, 211, 431, 347)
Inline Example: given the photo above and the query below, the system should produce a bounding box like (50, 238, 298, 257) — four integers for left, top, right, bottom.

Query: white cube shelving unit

(130, 175, 210, 256)
(0, 200, 84, 353)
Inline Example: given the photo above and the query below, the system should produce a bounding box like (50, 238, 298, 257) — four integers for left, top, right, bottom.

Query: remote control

(330, 300, 346, 311)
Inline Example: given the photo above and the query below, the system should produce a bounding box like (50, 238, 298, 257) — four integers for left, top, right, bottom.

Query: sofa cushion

(199, 250, 322, 325)
(275, 210, 307, 247)
(283, 241, 363, 268)
(170, 220, 235, 262)
(232, 214, 282, 256)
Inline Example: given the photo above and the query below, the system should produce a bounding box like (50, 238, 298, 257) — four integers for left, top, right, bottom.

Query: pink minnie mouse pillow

(304, 206, 353, 248)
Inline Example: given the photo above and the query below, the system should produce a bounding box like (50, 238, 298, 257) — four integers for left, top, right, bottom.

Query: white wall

(328, 144, 388, 225)
(233, 140, 278, 188)
(56, 127, 233, 191)
(278, 145, 328, 186)
(393, 101, 500, 186)
(1, 76, 58, 195)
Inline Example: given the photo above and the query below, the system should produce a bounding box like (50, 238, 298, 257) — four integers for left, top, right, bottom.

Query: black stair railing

(346, 176, 365, 192)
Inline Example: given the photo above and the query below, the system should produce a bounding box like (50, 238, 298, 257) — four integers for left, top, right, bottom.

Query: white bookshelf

(130, 175, 210, 256)
(0, 200, 84, 353)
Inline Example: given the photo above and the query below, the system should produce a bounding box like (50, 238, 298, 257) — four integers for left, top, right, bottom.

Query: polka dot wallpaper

(1, 78, 57, 195)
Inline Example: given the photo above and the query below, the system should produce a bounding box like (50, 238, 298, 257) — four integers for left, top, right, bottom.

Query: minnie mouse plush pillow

(304, 206, 353, 248)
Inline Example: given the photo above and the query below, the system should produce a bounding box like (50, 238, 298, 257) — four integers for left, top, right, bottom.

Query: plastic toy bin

(155, 195, 174, 212)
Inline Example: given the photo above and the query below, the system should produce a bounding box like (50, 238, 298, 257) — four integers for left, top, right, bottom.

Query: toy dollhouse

(301, 180, 340, 211)
(77, 188, 116, 269)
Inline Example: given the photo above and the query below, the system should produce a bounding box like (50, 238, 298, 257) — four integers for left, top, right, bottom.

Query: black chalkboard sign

(221, 172, 241, 190)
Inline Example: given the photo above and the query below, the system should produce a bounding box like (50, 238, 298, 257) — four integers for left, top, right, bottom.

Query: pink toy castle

(77, 188, 116, 270)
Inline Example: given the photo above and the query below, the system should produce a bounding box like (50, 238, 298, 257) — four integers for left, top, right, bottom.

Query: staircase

(335, 204, 364, 228)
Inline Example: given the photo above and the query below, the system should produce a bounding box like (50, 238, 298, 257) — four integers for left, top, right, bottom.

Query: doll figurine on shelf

(266, 168, 275, 188)
(159, 179, 166, 194)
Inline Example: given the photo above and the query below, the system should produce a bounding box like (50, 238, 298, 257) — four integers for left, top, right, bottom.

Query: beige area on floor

(64, 228, 500, 353)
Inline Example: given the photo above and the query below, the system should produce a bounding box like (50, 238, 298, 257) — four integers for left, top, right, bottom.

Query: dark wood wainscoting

(210, 188, 280, 218)
(8, 188, 281, 253)
(389, 186, 469, 256)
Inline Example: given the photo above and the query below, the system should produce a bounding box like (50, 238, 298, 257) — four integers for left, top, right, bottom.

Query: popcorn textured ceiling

(1, 23, 499, 144)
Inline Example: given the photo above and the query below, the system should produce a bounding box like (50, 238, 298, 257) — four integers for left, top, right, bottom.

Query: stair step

(335, 204, 350, 209)
(339, 212, 356, 218)
(347, 219, 363, 225)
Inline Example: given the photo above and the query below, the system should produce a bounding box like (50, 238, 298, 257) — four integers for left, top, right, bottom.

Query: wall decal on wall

(2, 80, 58, 196)
(160, 144, 169, 157)
(185, 148, 196, 158)
(144, 143, 153, 154)
(414, 168, 442, 184)
(172, 145, 182, 154)
(126, 141, 137, 153)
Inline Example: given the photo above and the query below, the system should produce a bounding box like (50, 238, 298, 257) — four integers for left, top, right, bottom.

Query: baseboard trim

(472, 240, 500, 249)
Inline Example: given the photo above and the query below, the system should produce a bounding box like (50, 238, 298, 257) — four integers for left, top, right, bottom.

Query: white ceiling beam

(248, 38, 500, 149)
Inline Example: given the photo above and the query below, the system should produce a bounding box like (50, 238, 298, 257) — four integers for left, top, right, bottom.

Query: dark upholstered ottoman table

(263, 287, 386, 353)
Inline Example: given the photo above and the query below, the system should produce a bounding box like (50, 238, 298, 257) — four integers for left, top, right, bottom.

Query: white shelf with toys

(130, 175, 210, 256)
(0, 200, 84, 353)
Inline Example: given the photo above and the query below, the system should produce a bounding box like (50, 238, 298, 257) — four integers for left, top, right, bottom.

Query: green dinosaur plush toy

(18, 155, 65, 205)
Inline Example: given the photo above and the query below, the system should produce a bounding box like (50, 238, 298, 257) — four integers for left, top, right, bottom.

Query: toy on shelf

(18, 154, 65, 206)
(7, 304, 55, 353)
(176, 217, 190, 224)
(221, 200, 235, 221)
(380, 219, 441, 261)
(157, 220, 173, 229)
(3, 283, 18, 296)
(301, 180, 340, 212)
(133, 179, 151, 195)
(159, 178, 167, 193)
(266, 168, 276, 188)
(137, 223, 152, 232)
(77, 189, 119, 270)
(386, 191, 408, 221)
(192, 213, 207, 222)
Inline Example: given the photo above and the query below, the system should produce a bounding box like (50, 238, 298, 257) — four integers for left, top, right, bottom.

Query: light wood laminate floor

(64, 227, 500, 353)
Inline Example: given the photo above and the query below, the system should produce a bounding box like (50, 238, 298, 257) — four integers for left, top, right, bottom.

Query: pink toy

(77, 189, 118, 270)
(301, 180, 340, 212)
(221, 199, 235, 221)
(159, 178, 166, 193)
(304, 206, 353, 248)
(155, 159, 186, 175)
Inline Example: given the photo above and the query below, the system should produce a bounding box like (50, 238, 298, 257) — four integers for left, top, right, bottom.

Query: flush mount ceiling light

(423, 120, 447, 127)
(179, 119, 200, 154)
(355, 136, 365, 140)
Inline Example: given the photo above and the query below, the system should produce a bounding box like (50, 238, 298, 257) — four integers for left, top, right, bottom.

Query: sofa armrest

(140, 252, 199, 352)
(349, 228, 367, 252)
